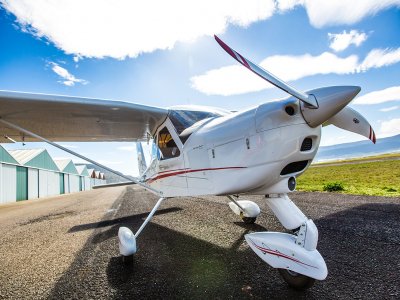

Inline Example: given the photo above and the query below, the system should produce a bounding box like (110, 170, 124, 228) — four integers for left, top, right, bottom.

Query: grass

(297, 158, 400, 197)
(314, 152, 400, 165)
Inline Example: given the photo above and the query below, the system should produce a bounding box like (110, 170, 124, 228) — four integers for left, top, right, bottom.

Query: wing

(0, 90, 168, 142)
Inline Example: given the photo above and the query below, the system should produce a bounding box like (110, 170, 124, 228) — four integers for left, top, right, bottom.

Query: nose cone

(301, 86, 361, 127)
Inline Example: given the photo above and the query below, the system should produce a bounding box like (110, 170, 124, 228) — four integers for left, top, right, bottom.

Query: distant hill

(75, 163, 136, 184)
(316, 134, 400, 162)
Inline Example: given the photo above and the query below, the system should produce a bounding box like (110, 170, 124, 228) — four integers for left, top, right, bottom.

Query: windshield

(169, 109, 224, 143)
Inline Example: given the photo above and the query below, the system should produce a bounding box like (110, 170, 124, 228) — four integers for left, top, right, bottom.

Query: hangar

(55, 159, 81, 194)
(0, 145, 107, 204)
(76, 165, 91, 192)
(9, 148, 60, 200)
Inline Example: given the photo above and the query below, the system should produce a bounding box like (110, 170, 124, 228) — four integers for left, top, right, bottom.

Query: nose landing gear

(227, 195, 261, 224)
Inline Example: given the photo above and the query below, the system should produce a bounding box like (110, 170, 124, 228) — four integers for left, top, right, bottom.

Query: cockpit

(169, 108, 228, 144)
(151, 107, 229, 161)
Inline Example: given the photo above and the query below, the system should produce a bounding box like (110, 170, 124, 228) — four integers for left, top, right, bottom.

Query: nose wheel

(228, 196, 261, 224)
(278, 269, 316, 290)
(240, 214, 257, 224)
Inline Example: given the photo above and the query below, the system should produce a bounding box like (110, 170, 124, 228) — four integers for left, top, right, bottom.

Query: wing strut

(0, 118, 162, 196)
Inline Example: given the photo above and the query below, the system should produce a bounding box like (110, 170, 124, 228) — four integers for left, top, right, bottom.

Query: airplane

(0, 35, 376, 290)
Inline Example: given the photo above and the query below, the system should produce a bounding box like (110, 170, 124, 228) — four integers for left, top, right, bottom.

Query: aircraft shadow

(48, 189, 400, 299)
(68, 207, 182, 233)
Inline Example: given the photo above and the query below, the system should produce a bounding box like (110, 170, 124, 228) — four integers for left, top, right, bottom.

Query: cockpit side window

(157, 126, 180, 160)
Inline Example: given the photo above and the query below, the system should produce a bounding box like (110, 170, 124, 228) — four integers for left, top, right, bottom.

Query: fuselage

(141, 96, 321, 197)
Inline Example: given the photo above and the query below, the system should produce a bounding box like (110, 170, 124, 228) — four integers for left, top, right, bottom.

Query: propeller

(215, 35, 376, 144)
(325, 106, 376, 144)
(214, 35, 318, 108)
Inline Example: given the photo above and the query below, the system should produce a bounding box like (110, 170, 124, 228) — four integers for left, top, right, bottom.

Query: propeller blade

(214, 35, 318, 108)
(325, 106, 376, 144)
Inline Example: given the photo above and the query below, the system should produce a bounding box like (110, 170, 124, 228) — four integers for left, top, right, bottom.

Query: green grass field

(296, 156, 400, 197)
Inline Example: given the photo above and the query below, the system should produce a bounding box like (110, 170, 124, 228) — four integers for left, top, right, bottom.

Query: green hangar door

(60, 174, 65, 194)
(16, 166, 28, 201)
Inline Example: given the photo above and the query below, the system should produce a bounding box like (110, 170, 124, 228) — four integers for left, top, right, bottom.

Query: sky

(0, 0, 399, 176)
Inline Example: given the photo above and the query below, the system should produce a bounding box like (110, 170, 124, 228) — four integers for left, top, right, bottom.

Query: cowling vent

(300, 138, 312, 151)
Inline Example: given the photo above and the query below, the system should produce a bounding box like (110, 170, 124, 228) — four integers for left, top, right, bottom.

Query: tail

(136, 142, 148, 175)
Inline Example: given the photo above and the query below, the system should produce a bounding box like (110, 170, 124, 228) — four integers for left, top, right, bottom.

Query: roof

(87, 168, 96, 178)
(9, 149, 45, 165)
(54, 159, 79, 175)
(0, 145, 19, 165)
(8, 148, 59, 171)
(76, 165, 89, 176)
(95, 171, 101, 178)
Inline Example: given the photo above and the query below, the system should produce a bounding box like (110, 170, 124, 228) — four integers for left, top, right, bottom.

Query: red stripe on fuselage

(158, 168, 189, 175)
(146, 166, 246, 183)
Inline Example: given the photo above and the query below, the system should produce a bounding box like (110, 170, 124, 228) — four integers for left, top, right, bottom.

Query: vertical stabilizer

(136, 142, 148, 175)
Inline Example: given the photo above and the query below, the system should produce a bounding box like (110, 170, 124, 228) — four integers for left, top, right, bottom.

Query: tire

(278, 269, 316, 290)
(122, 254, 134, 265)
(241, 216, 256, 224)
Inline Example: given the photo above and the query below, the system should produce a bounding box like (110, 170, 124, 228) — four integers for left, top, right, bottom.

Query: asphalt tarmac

(0, 186, 399, 299)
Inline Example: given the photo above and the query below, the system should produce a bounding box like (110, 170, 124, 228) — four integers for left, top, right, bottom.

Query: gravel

(0, 186, 399, 299)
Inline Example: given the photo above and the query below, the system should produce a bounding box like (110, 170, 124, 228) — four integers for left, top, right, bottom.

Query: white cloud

(3, 0, 399, 60)
(380, 105, 399, 112)
(0, 0, 276, 59)
(358, 48, 400, 71)
(191, 52, 358, 96)
(277, 1, 400, 27)
(276, 0, 303, 11)
(49, 62, 88, 86)
(300, 0, 400, 28)
(353, 86, 400, 105)
(328, 30, 368, 52)
(192, 46, 400, 96)
(379, 118, 400, 137)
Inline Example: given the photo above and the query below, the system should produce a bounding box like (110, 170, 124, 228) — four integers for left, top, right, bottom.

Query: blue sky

(0, 1, 399, 176)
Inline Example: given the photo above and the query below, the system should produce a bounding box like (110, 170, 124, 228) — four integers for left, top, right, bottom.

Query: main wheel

(278, 269, 315, 290)
(241, 216, 256, 224)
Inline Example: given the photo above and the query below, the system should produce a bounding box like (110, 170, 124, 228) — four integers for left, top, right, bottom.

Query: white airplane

(0, 35, 376, 290)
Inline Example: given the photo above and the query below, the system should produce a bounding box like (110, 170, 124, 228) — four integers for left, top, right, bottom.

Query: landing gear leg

(245, 194, 327, 290)
(118, 197, 166, 262)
